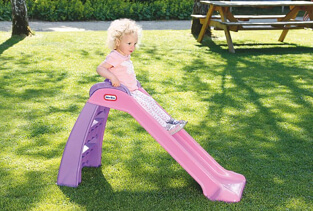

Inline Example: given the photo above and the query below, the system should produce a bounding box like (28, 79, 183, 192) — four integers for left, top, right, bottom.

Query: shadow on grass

(0, 35, 26, 56)
(59, 165, 207, 210)
(0, 167, 54, 210)
(198, 36, 313, 55)
(187, 36, 313, 207)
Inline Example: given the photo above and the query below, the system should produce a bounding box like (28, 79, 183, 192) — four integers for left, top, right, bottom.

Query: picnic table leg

(279, 6, 300, 42)
(224, 27, 235, 53)
(278, 30, 289, 42)
(218, 7, 235, 53)
(197, 5, 215, 42)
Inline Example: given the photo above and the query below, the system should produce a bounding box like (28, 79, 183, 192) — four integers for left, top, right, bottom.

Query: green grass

(1, 28, 313, 210)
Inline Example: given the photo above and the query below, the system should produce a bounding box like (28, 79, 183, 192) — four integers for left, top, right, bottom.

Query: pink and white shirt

(102, 50, 138, 91)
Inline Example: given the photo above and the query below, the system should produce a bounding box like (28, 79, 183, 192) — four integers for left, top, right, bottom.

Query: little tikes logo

(104, 94, 117, 101)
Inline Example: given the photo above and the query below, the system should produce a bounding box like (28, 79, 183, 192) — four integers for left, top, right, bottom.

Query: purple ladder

(57, 81, 130, 187)
(57, 103, 109, 187)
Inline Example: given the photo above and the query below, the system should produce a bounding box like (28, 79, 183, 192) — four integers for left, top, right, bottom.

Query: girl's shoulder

(111, 50, 130, 59)
(105, 50, 130, 66)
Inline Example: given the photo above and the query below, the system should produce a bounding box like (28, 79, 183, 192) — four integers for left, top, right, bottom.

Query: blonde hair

(107, 18, 142, 50)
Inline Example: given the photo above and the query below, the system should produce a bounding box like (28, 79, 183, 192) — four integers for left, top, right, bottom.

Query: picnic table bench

(193, 1, 313, 53)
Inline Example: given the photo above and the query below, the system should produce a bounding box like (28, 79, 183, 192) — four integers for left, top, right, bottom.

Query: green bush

(0, 0, 11, 21)
(0, 0, 193, 21)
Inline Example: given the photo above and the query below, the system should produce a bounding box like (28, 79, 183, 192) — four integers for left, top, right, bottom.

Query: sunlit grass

(1, 28, 313, 210)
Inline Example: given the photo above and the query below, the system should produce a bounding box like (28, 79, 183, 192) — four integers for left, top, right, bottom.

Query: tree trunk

(191, 0, 211, 37)
(11, 0, 33, 36)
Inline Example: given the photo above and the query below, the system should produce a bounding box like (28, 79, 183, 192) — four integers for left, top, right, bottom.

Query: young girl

(96, 19, 187, 135)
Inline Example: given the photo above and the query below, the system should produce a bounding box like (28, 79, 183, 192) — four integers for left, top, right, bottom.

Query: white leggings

(131, 90, 171, 127)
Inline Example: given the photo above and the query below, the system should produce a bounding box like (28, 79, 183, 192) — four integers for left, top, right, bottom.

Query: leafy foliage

(0, 0, 11, 21)
(0, 0, 193, 21)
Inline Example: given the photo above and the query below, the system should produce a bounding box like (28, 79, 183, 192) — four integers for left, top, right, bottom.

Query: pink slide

(57, 81, 246, 202)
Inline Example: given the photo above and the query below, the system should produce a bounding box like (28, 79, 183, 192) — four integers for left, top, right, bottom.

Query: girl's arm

(96, 62, 120, 87)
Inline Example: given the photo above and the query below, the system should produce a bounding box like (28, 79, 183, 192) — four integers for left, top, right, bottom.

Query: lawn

(1, 28, 312, 210)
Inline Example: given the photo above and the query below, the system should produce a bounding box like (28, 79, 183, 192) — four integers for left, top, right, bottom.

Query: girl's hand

(111, 77, 120, 87)
(96, 62, 120, 87)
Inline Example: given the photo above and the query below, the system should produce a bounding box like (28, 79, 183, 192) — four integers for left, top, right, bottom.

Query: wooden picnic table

(194, 1, 313, 53)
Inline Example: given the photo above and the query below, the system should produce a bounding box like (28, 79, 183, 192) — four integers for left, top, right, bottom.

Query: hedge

(0, 0, 194, 21)
(0, 0, 11, 21)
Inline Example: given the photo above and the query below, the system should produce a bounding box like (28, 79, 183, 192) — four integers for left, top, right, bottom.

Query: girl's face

(116, 33, 138, 56)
